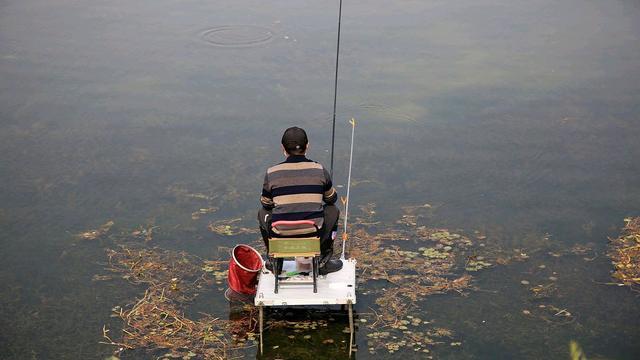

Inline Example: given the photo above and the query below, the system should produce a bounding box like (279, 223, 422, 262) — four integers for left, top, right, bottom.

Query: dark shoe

(265, 258, 283, 273)
(319, 259, 343, 275)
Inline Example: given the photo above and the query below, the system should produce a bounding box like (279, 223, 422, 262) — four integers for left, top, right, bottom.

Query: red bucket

(228, 245, 263, 295)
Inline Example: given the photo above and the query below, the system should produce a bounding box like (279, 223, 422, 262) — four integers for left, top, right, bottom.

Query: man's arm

(322, 168, 338, 204)
(260, 172, 275, 209)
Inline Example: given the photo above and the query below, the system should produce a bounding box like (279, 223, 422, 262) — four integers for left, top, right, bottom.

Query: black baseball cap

(281, 127, 308, 153)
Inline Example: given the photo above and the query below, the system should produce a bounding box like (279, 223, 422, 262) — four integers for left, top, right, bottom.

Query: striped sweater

(261, 155, 337, 228)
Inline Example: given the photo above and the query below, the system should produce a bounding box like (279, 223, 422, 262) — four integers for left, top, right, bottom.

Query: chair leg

(258, 303, 264, 355)
(348, 301, 354, 357)
(312, 256, 318, 293)
(273, 257, 279, 294)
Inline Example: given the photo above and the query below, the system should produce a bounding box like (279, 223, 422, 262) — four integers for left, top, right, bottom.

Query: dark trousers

(258, 205, 340, 262)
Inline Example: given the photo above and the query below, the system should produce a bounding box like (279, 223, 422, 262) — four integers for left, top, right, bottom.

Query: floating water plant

(104, 245, 218, 302)
(608, 217, 640, 290)
(465, 258, 492, 272)
(207, 218, 257, 236)
(420, 247, 449, 259)
(191, 207, 219, 220)
(96, 202, 508, 358)
(100, 244, 253, 359)
(529, 283, 557, 299)
(130, 224, 158, 242)
(101, 288, 240, 359)
(76, 220, 114, 241)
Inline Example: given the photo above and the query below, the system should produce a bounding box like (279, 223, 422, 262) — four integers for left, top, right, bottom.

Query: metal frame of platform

(255, 258, 357, 356)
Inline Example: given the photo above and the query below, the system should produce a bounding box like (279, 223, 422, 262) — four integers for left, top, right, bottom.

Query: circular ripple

(200, 25, 274, 48)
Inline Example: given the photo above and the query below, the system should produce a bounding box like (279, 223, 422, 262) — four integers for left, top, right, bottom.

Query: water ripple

(199, 25, 274, 48)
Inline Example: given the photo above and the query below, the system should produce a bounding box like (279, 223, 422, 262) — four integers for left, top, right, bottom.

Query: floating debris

(542, 243, 596, 261)
(355, 203, 379, 225)
(608, 217, 640, 289)
(76, 220, 114, 241)
(420, 247, 449, 259)
(365, 323, 450, 356)
(97, 204, 518, 357)
(99, 242, 257, 359)
(191, 207, 219, 220)
(340, 201, 519, 354)
(202, 262, 228, 285)
(167, 185, 215, 201)
(92, 274, 113, 282)
(465, 257, 493, 272)
(529, 283, 557, 299)
(523, 303, 575, 325)
(394, 204, 436, 227)
(349, 208, 477, 354)
(207, 218, 257, 236)
(101, 288, 243, 359)
(397, 214, 418, 227)
(104, 245, 214, 302)
(130, 225, 158, 243)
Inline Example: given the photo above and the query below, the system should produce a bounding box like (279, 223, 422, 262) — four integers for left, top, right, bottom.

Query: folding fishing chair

(267, 220, 321, 293)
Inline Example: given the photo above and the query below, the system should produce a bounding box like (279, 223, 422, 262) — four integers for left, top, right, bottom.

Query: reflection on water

(1, 0, 640, 358)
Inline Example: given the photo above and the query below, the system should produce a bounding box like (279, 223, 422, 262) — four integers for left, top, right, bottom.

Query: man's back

(258, 126, 342, 273)
(261, 155, 337, 228)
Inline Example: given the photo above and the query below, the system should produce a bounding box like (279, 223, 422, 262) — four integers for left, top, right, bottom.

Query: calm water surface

(1, 0, 639, 359)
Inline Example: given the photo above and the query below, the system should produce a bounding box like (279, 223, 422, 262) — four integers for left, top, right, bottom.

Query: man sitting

(258, 126, 343, 275)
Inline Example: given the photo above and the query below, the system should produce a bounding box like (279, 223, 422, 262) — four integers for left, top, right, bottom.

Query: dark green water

(1, 0, 639, 358)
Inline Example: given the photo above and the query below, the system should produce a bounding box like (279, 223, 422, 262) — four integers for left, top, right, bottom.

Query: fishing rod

(340, 118, 356, 260)
(329, 0, 344, 177)
(327, 0, 354, 260)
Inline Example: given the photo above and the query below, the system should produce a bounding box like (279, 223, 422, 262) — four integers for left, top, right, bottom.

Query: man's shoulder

(267, 159, 325, 174)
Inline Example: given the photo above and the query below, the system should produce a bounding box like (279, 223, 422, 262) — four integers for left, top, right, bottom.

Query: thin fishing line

(329, 0, 343, 177)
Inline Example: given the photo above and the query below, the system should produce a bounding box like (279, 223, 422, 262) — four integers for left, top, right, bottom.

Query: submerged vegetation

(99, 243, 253, 359)
(608, 217, 640, 290)
(349, 204, 502, 355)
(102, 287, 244, 359)
(72, 203, 639, 359)
(86, 199, 507, 358)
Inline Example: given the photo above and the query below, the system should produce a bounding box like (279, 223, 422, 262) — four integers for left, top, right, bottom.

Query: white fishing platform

(254, 118, 359, 356)
(255, 258, 357, 306)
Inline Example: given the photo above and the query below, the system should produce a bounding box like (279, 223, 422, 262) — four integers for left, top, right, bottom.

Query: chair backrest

(270, 220, 318, 237)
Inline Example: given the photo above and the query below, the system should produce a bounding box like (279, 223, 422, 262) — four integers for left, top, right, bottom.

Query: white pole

(341, 118, 356, 260)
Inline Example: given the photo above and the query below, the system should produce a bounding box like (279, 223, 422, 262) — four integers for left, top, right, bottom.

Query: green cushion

(269, 237, 320, 255)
